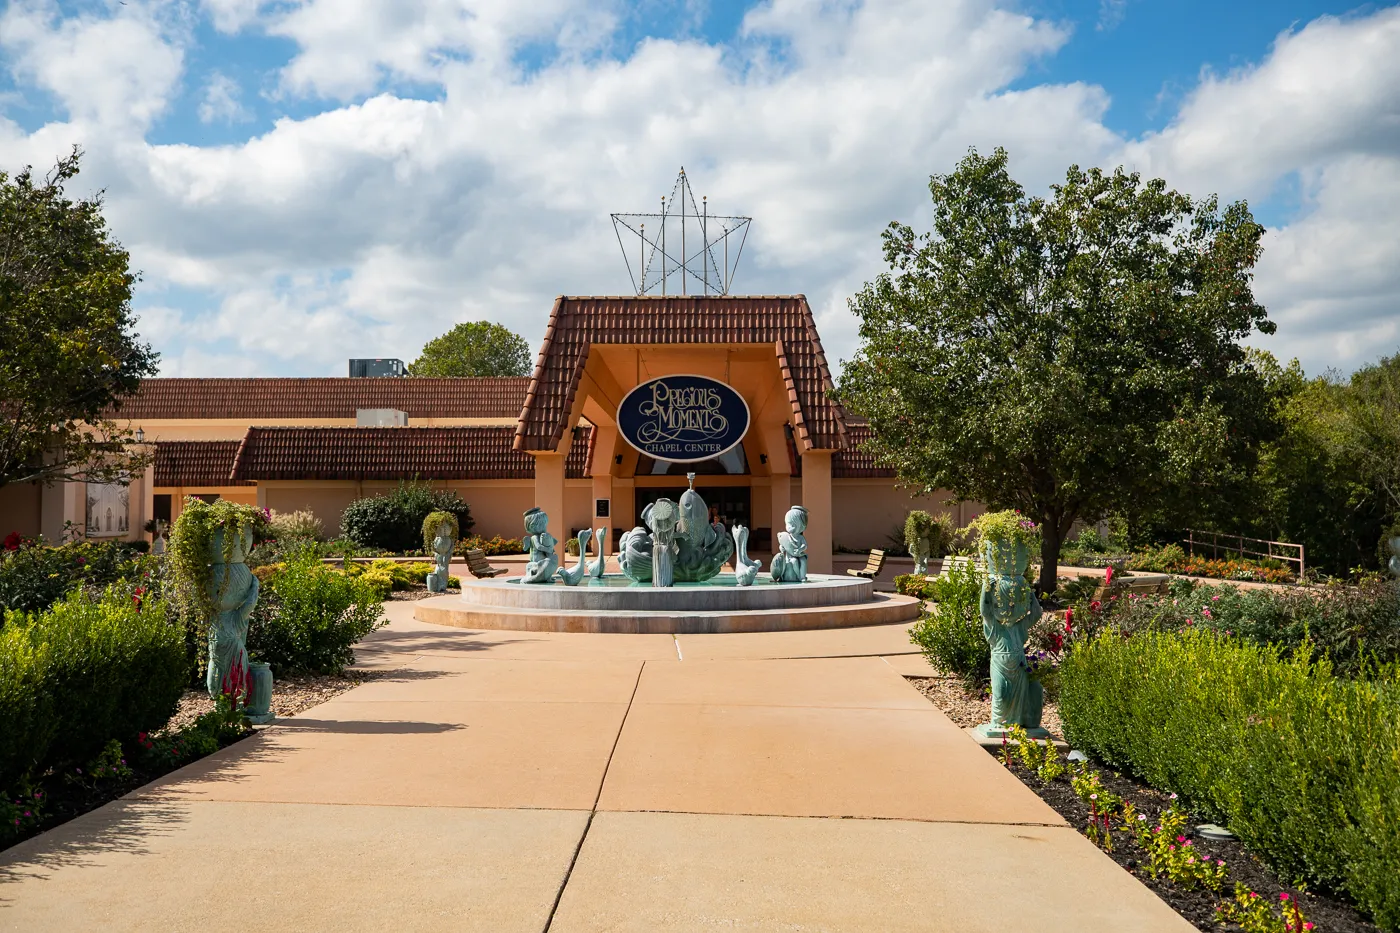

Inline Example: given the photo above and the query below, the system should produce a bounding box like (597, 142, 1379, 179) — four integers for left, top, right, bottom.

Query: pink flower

(1211, 595, 1220, 601)
(1280, 893, 1290, 902)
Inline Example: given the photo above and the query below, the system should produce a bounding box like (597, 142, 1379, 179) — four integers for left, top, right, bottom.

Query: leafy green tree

(407, 321, 531, 377)
(840, 148, 1279, 592)
(0, 148, 157, 490)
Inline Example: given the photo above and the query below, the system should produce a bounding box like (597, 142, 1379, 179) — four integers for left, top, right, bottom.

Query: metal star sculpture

(611, 168, 752, 296)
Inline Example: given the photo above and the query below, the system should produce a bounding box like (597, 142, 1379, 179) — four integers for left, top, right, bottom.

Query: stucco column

(532, 452, 567, 559)
(802, 450, 833, 574)
(769, 472, 791, 555)
(590, 425, 616, 546)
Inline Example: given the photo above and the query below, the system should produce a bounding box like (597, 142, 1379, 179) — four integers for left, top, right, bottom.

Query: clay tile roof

(154, 441, 253, 487)
(112, 377, 531, 420)
(229, 426, 591, 482)
(832, 424, 897, 478)
(514, 296, 847, 452)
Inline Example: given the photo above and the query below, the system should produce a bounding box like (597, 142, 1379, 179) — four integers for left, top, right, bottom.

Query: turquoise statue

(1389, 536, 1400, 580)
(586, 527, 607, 578)
(247, 660, 274, 725)
(618, 475, 734, 584)
(732, 525, 763, 586)
(769, 505, 809, 583)
(206, 526, 259, 702)
(558, 528, 592, 585)
(649, 499, 679, 587)
(976, 538, 1046, 738)
(426, 530, 454, 593)
(522, 507, 559, 584)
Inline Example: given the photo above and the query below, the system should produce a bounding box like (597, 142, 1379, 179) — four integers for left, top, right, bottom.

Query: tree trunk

(1038, 518, 1063, 596)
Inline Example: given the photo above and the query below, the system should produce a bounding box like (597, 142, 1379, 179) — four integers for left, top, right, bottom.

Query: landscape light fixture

(135, 428, 145, 443)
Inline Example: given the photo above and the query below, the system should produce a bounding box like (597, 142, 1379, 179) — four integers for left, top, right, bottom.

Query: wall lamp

(135, 428, 145, 443)
(615, 454, 624, 465)
(759, 453, 768, 464)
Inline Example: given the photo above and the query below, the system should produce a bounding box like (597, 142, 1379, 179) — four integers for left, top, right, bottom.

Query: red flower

(2, 531, 20, 551)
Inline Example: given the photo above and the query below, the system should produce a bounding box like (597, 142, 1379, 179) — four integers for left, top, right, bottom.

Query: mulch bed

(3, 670, 377, 855)
(385, 583, 458, 601)
(906, 674, 1064, 737)
(909, 675, 1380, 933)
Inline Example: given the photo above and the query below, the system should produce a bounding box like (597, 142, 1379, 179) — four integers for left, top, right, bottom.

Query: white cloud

(198, 72, 252, 124)
(0, 0, 1396, 380)
(1120, 7, 1400, 373)
(0, 0, 186, 132)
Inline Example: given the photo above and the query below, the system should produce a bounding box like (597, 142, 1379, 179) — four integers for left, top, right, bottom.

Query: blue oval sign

(617, 374, 750, 463)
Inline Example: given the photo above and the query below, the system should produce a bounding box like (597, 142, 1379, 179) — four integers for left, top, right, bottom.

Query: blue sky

(1, 0, 1397, 378)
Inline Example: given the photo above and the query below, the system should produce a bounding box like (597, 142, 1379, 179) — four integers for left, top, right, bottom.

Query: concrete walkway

(0, 603, 1192, 932)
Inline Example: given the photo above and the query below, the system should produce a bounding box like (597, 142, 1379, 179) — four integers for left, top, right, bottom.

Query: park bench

(846, 548, 886, 580)
(935, 555, 985, 578)
(463, 548, 508, 579)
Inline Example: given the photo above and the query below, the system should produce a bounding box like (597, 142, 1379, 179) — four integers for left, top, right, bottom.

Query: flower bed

(1058, 630, 1400, 930)
(1127, 543, 1296, 584)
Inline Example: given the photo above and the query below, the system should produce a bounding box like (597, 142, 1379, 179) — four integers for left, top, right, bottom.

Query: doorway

(634, 486, 751, 533)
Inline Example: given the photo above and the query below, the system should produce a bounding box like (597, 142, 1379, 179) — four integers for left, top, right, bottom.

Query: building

(2, 296, 972, 568)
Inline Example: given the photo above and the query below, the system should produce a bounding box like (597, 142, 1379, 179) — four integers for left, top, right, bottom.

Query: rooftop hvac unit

(348, 358, 406, 378)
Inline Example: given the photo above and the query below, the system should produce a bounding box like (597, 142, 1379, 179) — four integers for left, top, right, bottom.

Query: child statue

(769, 505, 809, 583)
(426, 530, 454, 592)
(522, 507, 559, 584)
(731, 525, 763, 586)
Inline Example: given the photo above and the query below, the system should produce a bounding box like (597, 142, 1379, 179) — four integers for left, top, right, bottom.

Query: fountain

(413, 477, 921, 635)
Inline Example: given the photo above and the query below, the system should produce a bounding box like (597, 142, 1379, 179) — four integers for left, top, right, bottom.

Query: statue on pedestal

(977, 532, 1046, 738)
(732, 525, 763, 586)
(422, 511, 459, 593)
(206, 526, 258, 701)
(522, 507, 559, 584)
(558, 528, 592, 585)
(769, 506, 809, 583)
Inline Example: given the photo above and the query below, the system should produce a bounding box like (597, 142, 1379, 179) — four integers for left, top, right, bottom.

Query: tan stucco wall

(0, 482, 43, 539)
(830, 480, 965, 552)
(443, 481, 534, 542)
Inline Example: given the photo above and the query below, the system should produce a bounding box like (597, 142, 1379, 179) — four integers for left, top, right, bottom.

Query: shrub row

(1065, 577, 1400, 676)
(340, 482, 474, 553)
(455, 534, 525, 556)
(0, 589, 187, 789)
(0, 540, 151, 614)
(1059, 629, 1400, 930)
(1127, 543, 1295, 583)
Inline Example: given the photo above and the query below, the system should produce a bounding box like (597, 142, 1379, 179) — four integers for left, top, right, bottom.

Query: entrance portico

(516, 295, 843, 573)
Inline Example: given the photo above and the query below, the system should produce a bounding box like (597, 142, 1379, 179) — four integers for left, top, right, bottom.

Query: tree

(0, 148, 157, 490)
(407, 321, 531, 377)
(840, 148, 1279, 592)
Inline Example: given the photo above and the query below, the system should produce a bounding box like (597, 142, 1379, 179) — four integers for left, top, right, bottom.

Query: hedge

(1059, 629, 1400, 929)
(248, 554, 385, 675)
(0, 589, 188, 789)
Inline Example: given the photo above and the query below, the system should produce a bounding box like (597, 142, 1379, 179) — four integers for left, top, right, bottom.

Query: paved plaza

(0, 603, 1191, 932)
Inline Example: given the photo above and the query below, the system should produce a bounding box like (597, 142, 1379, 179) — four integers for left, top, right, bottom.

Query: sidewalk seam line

(541, 658, 646, 933)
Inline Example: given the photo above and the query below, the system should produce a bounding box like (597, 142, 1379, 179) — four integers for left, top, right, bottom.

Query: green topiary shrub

(341, 482, 474, 553)
(1059, 629, 1400, 930)
(248, 553, 385, 675)
(0, 588, 187, 789)
(908, 560, 989, 688)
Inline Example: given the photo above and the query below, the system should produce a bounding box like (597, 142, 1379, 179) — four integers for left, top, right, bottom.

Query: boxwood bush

(340, 482, 473, 553)
(248, 553, 385, 675)
(908, 561, 989, 688)
(1059, 629, 1400, 930)
(0, 588, 188, 789)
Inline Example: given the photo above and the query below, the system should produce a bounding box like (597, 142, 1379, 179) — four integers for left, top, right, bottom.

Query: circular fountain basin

(413, 572, 922, 634)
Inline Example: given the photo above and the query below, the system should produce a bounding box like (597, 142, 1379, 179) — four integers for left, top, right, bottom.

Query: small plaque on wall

(596, 498, 610, 518)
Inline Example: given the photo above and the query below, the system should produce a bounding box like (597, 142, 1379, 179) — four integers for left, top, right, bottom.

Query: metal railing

(1185, 530, 1305, 580)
